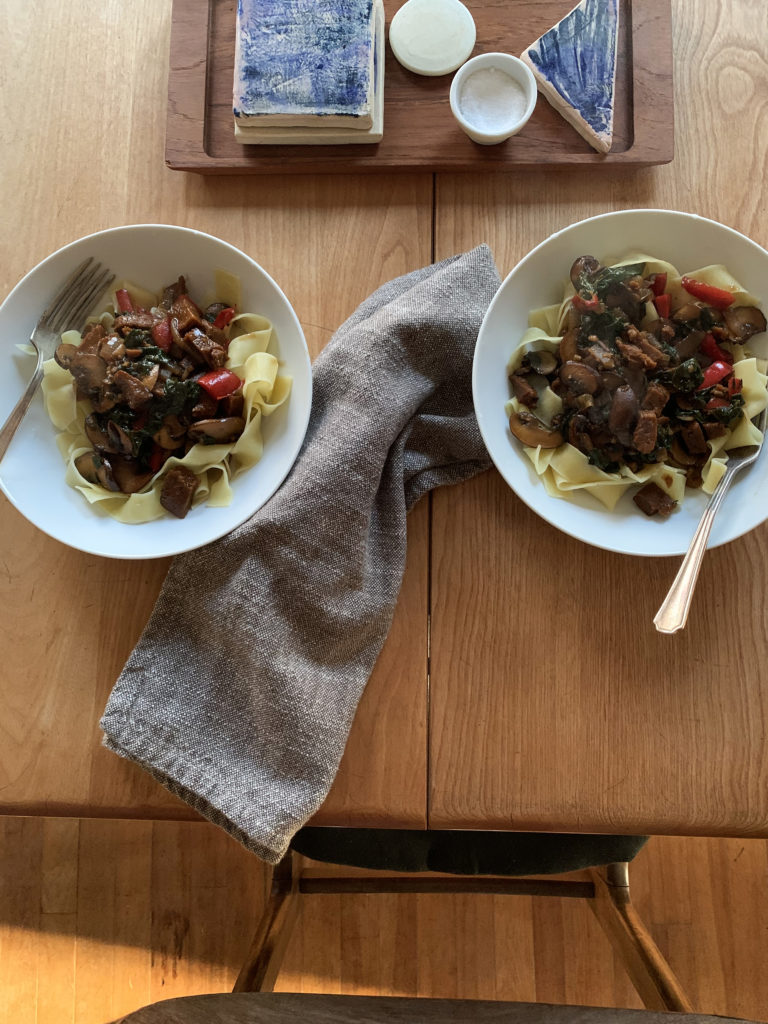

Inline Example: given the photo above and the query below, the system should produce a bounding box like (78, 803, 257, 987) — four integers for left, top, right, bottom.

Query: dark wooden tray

(166, 0, 674, 174)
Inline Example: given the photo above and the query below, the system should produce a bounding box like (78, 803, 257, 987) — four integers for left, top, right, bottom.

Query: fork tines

(45, 258, 116, 334)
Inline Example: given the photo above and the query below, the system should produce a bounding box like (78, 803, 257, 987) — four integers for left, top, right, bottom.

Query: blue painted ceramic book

(521, 0, 620, 153)
(234, 0, 376, 128)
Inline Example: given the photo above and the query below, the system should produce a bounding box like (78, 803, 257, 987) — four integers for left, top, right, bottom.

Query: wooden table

(1, 0, 767, 842)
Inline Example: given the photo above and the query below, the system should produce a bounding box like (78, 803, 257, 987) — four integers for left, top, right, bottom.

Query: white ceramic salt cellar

(449, 53, 537, 145)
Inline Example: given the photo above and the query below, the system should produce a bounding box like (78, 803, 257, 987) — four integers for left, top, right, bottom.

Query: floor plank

(0, 820, 767, 1022)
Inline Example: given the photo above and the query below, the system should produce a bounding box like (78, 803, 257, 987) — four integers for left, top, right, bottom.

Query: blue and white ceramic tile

(234, 0, 375, 121)
(524, 0, 619, 148)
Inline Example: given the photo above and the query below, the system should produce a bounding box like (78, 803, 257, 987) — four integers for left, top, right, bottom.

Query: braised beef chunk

(160, 466, 199, 519)
(219, 392, 244, 418)
(184, 327, 228, 369)
(170, 294, 203, 333)
(679, 420, 709, 455)
(632, 410, 658, 454)
(114, 312, 155, 333)
(509, 372, 539, 407)
(633, 482, 677, 517)
(642, 381, 670, 414)
(190, 389, 219, 420)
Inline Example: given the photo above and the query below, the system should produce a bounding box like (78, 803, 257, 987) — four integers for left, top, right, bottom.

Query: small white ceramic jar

(449, 52, 537, 145)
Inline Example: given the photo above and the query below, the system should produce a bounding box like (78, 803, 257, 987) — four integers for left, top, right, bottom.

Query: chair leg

(233, 851, 300, 993)
(588, 862, 693, 1013)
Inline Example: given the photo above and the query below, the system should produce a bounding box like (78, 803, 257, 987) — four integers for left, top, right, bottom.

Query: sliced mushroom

(84, 413, 112, 452)
(508, 410, 563, 449)
(74, 451, 120, 492)
(69, 352, 108, 399)
(54, 342, 79, 369)
(608, 385, 638, 443)
(559, 361, 600, 396)
(187, 417, 246, 444)
(669, 437, 700, 467)
(204, 301, 229, 322)
(153, 414, 186, 450)
(569, 255, 601, 288)
(674, 329, 705, 361)
(106, 420, 135, 456)
(112, 369, 153, 410)
(110, 456, 155, 494)
(672, 302, 703, 323)
(523, 349, 558, 376)
(721, 306, 767, 343)
(140, 364, 160, 391)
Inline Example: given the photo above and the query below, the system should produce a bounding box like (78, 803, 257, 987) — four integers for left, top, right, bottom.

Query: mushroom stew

(507, 256, 767, 518)
(56, 277, 246, 519)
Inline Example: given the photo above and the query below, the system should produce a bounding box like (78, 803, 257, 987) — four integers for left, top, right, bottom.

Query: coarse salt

(459, 67, 528, 132)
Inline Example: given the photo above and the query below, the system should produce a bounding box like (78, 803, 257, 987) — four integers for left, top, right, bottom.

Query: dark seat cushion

(290, 828, 648, 876)
(112, 992, 757, 1024)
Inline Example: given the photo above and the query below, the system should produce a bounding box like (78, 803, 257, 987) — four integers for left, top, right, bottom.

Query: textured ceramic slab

(234, 3, 384, 144)
(233, 0, 376, 128)
(521, 0, 619, 153)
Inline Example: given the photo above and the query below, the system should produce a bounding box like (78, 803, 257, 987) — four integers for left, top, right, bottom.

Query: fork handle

(653, 463, 737, 634)
(0, 359, 44, 463)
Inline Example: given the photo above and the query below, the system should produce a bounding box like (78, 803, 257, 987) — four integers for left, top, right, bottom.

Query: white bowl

(449, 53, 537, 145)
(0, 224, 312, 559)
(473, 209, 768, 556)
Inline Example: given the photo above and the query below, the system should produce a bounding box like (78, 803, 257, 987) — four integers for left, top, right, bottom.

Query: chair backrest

(112, 991, 759, 1024)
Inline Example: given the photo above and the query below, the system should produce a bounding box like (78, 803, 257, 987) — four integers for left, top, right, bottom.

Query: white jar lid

(389, 0, 477, 77)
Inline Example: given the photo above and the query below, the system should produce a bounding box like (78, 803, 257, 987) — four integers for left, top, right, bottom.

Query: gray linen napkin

(101, 244, 500, 863)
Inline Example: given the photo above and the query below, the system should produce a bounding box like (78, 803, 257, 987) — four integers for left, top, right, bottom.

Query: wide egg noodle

(506, 255, 767, 512)
(43, 289, 293, 524)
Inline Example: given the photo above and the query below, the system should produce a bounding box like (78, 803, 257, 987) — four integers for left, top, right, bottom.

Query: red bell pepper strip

(115, 288, 134, 313)
(213, 306, 237, 329)
(681, 276, 735, 310)
(653, 294, 671, 318)
(727, 375, 743, 397)
(651, 272, 667, 297)
(148, 445, 167, 473)
(697, 360, 732, 391)
(573, 292, 601, 313)
(705, 397, 730, 410)
(197, 368, 242, 400)
(700, 332, 733, 364)
(151, 317, 172, 351)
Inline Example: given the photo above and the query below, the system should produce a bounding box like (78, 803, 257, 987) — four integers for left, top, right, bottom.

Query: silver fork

(0, 257, 115, 463)
(653, 404, 768, 633)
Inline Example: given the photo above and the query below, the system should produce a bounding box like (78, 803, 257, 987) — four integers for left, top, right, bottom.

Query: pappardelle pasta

(42, 270, 291, 523)
(505, 254, 768, 517)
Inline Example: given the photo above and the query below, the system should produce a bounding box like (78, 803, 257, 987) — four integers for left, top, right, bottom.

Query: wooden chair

(231, 828, 693, 1013)
(114, 990, 758, 1023)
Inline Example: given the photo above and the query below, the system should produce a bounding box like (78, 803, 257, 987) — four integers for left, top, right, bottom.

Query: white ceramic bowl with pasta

(473, 210, 768, 556)
(0, 224, 312, 559)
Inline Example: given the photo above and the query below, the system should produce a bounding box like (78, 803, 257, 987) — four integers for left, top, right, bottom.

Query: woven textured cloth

(101, 245, 500, 863)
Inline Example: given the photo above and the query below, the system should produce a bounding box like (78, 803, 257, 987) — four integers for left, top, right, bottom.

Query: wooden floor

(0, 820, 767, 1023)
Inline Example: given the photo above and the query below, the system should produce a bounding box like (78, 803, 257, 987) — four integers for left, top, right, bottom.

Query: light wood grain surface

(430, 0, 768, 836)
(1, 819, 767, 1022)
(0, 0, 767, 841)
(0, 0, 430, 827)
